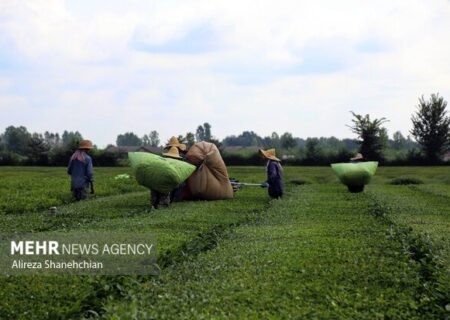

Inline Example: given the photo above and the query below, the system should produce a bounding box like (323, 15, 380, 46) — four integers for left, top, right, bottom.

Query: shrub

(389, 177, 424, 185)
(288, 179, 310, 185)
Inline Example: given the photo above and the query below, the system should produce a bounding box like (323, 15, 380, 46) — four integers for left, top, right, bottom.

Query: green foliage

(305, 137, 322, 160)
(280, 132, 296, 149)
(28, 133, 50, 165)
(128, 152, 195, 193)
(3, 125, 31, 155)
(195, 122, 213, 142)
(389, 177, 424, 185)
(61, 130, 83, 148)
(149, 130, 160, 147)
(184, 132, 196, 147)
(103, 183, 446, 319)
(0, 167, 449, 319)
(348, 111, 389, 161)
(411, 93, 450, 163)
(222, 130, 264, 147)
(195, 125, 205, 142)
(116, 132, 142, 146)
(0, 167, 144, 215)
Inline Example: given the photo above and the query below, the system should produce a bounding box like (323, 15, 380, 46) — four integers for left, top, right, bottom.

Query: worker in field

(350, 153, 365, 163)
(151, 146, 186, 208)
(164, 136, 187, 158)
(259, 148, 284, 199)
(67, 140, 94, 201)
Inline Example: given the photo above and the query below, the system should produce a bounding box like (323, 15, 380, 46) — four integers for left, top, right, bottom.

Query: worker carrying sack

(185, 142, 234, 200)
(128, 152, 196, 193)
(331, 161, 378, 192)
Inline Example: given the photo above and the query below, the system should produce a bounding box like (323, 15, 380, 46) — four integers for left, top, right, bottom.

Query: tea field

(0, 166, 449, 319)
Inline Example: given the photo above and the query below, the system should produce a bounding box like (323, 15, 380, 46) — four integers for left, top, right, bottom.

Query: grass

(0, 166, 145, 215)
(103, 185, 427, 319)
(0, 166, 449, 319)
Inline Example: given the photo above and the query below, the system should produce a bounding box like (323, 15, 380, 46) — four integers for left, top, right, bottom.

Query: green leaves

(348, 111, 389, 161)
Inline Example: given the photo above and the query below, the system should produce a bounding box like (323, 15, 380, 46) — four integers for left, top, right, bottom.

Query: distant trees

(348, 112, 389, 161)
(203, 123, 212, 141)
(61, 130, 83, 151)
(28, 133, 50, 164)
(222, 131, 299, 149)
(0, 108, 446, 166)
(3, 126, 31, 155)
(269, 132, 281, 149)
(149, 130, 160, 147)
(280, 132, 296, 149)
(222, 131, 262, 147)
(195, 122, 214, 142)
(196, 125, 205, 142)
(185, 132, 196, 147)
(304, 138, 320, 161)
(392, 131, 406, 150)
(44, 131, 61, 148)
(116, 132, 142, 146)
(411, 94, 450, 163)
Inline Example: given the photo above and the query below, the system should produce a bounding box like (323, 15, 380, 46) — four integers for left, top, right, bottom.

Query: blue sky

(1, 0, 450, 147)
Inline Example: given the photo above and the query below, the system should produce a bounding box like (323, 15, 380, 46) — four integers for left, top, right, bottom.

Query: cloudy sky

(1, 0, 450, 147)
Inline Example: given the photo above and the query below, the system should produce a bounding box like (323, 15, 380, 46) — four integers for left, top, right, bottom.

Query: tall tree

(44, 131, 61, 147)
(348, 112, 389, 161)
(116, 132, 142, 146)
(142, 134, 150, 146)
(270, 132, 281, 149)
(411, 94, 450, 163)
(280, 132, 296, 149)
(185, 132, 196, 147)
(392, 131, 406, 150)
(3, 126, 31, 155)
(222, 131, 262, 147)
(203, 122, 212, 142)
(61, 131, 83, 147)
(305, 137, 322, 160)
(149, 130, 160, 147)
(28, 133, 50, 163)
(196, 125, 205, 142)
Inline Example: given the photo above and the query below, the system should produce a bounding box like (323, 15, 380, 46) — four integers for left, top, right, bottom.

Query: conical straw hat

(259, 148, 280, 162)
(78, 140, 93, 150)
(165, 136, 186, 151)
(163, 146, 183, 159)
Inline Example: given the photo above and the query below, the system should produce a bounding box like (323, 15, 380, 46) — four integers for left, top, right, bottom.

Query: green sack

(331, 161, 378, 187)
(128, 152, 196, 193)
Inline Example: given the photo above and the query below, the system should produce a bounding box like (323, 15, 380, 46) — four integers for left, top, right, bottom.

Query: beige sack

(185, 142, 234, 200)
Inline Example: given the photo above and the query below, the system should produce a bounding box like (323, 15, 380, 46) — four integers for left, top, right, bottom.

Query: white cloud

(1, 0, 450, 146)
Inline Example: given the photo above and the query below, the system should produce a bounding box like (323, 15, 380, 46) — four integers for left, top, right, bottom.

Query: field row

(102, 184, 449, 319)
(0, 166, 449, 319)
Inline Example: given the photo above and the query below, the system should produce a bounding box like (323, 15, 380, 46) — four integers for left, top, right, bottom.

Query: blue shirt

(67, 154, 94, 189)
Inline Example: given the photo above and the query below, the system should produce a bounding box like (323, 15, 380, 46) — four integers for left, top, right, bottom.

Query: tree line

(0, 94, 449, 166)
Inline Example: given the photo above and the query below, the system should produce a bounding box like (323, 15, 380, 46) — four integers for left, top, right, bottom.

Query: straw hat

(165, 136, 186, 151)
(163, 146, 183, 159)
(350, 153, 364, 161)
(259, 148, 280, 162)
(78, 140, 93, 150)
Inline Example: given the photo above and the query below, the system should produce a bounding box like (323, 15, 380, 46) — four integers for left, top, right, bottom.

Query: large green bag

(331, 162, 378, 187)
(128, 152, 196, 193)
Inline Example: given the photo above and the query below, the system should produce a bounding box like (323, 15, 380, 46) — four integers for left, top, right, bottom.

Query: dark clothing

(151, 190, 171, 209)
(266, 160, 284, 198)
(67, 153, 94, 201)
(72, 187, 87, 201)
(350, 159, 366, 163)
(170, 182, 186, 202)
